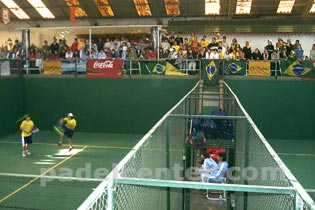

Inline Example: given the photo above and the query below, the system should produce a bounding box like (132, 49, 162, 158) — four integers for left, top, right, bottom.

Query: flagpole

(157, 25, 161, 60)
(89, 28, 92, 57)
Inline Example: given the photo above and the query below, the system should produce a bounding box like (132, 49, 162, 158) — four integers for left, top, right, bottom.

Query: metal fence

(77, 81, 315, 210)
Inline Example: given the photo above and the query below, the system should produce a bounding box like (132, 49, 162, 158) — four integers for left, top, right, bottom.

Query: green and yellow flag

(140, 61, 166, 75)
(282, 60, 312, 77)
(165, 62, 188, 76)
(152, 62, 166, 74)
(205, 60, 217, 80)
(201, 59, 222, 85)
(225, 60, 246, 75)
(139, 61, 187, 76)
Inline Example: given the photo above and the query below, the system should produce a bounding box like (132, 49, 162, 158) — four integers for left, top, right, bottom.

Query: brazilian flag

(225, 60, 246, 75)
(140, 61, 166, 75)
(152, 63, 166, 74)
(201, 59, 221, 85)
(281, 59, 315, 78)
(206, 60, 217, 80)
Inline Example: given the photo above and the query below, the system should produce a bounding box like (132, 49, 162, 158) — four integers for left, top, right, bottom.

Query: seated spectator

(262, 49, 269, 60)
(28, 48, 36, 68)
(97, 49, 106, 59)
(223, 50, 232, 60)
(50, 50, 60, 60)
(206, 152, 228, 183)
(65, 48, 73, 59)
(204, 48, 211, 59)
(158, 47, 166, 59)
(210, 49, 219, 60)
(251, 48, 262, 60)
(310, 43, 315, 60)
(176, 48, 186, 69)
(294, 44, 304, 60)
(191, 37, 200, 53)
(28, 48, 36, 60)
(0, 47, 6, 59)
(6, 49, 15, 59)
(82, 50, 90, 60)
(187, 47, 197, 71)
(243, 41, 252, 60)
(161, 38, 170, 53)
(236, 48, 245, 60)
(279, 49, 288, 60)
(128, 47, 137, 60)
(110, 49, 119, 59)
(206, 148, 226, 163)
(35, 49, 43, 67)
(144, 48, 157, 59)
(59, 48, 67, 59)
(271, 50, 279, 60)
(70, 38, 78, 53)
(166, 48, 178, 66)
(199, 35, 210, 49)
(199, 151, 218, 183)
(288, 50, 297, 60)
(230, 48, 238, 60)
(90, 49, 98, 59)
(118, 46, 127, 59)
(218, 47, 225, 59)
(207, 37, 218, 51)
(73, 50, 80, 60)
(265, 39, 274, 59)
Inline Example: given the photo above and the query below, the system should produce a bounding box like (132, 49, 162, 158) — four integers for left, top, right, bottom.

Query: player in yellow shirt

(57, 113, 77, 152)
(20, 115, 35, 157)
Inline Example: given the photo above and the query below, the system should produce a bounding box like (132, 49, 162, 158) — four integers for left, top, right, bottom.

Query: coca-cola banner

(86, 59, 124, 78)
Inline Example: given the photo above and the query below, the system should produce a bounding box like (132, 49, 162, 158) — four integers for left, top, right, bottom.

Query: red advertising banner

(86, 59, 124, 78)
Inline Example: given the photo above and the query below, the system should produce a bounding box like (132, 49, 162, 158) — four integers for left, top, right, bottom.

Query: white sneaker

(26, 150, 31, 156)
(22, 151, 27, 157)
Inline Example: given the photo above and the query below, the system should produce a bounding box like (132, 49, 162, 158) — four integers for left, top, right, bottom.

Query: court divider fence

(77, 80, 314, 210)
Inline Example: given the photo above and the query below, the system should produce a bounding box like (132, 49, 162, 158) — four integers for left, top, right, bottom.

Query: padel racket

(16, 114, 29, 123)
(32, 126, 39, 133)
(53, 126, 64, 135)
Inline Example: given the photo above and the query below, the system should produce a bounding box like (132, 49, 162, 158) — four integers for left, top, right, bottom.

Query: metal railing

(0, 58, 290, 78)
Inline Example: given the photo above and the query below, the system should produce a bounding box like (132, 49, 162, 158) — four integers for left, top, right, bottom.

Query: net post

(107, 179, 116, 210)
(165, 117, 171, 210)
(295, 193, 305, 210)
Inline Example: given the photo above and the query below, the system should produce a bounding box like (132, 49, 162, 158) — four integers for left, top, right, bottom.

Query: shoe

(57, 142, 62, 146)
(69, 146, 73, 152)
(22, 151, 27, 157)
(26, 150, 31, 156)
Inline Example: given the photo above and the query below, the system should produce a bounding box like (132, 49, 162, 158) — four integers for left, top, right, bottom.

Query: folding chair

(205, 174, 227, 201)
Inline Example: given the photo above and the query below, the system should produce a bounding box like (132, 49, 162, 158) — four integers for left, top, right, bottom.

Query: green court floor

(0, 131, 142, 210)
(1, 131, 314, 209)
(268, 139, 315, 200)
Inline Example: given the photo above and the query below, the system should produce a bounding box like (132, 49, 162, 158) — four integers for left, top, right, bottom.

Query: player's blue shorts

(21, 135, 32, 145)
(64, 128, 74, 138)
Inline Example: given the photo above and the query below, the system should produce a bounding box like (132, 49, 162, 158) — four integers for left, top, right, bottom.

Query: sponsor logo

(93, 60, 114, 69)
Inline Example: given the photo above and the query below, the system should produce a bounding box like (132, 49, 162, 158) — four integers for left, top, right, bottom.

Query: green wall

(226, 79, 315, 140)
(22, 78, 197, 134)
(0, 78, 26, 137)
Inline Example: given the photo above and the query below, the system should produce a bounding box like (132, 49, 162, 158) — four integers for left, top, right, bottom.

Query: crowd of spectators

(1, 32, 315, 68)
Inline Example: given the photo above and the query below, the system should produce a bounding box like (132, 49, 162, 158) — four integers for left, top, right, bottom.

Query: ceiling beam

(108, 0, 138, 18)
(149, 0, 167, 17)
(79, 0, 102, 19)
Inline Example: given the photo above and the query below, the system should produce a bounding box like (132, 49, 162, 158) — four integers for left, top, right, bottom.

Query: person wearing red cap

(57, 113, 76, 152)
